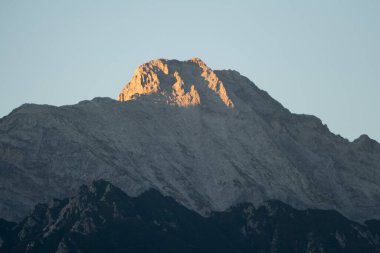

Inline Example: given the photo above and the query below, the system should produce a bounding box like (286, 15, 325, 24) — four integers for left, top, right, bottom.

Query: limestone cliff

(118, 58, 233, 108)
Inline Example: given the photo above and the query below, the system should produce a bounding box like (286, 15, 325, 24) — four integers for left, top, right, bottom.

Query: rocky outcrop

(118, 58, 233, 107)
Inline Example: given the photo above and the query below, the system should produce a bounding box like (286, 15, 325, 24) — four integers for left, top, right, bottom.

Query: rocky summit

(0, 58, 380, 222)
(118, 58, 233, 107)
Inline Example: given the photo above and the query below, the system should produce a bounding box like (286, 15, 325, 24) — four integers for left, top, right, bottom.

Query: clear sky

(0, 0, 379, 141)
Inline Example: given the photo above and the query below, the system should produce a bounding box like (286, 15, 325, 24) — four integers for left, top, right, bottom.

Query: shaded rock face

(0, 181, 379, 253)
(1, 58, 380, 222)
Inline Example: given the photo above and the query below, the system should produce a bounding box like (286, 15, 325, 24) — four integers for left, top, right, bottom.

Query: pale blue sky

(0, 0, 379, 141)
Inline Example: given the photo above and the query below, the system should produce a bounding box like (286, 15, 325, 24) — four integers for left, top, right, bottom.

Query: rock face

(118, 58, 233, 107)
(1, 58, 380, 222)
(1, 180, 379, 253)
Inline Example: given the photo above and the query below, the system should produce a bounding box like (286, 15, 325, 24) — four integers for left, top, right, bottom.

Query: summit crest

(118, 58, 234, 108)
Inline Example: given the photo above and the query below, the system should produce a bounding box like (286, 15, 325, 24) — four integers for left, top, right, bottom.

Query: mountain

(1, 58, 380, 222)
(0, 180, 238, 253)
(0, 180, 379, 253)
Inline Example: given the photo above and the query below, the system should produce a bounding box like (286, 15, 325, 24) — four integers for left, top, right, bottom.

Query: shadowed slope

(0, 180, 379, 253)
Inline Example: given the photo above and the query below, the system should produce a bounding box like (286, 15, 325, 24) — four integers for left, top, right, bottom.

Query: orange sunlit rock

(118, 58, 234, 108)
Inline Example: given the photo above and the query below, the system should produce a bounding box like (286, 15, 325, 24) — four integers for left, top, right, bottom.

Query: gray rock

(0, 58, 379, 222)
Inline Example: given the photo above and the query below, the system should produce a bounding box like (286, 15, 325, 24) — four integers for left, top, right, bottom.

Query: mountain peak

(188, 57, 207, 67)
(118, 58, 234, 108)
(353, 134, 380, 152)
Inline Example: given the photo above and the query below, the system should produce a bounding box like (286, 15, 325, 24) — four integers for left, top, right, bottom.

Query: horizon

(1, 1, 379, 141)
